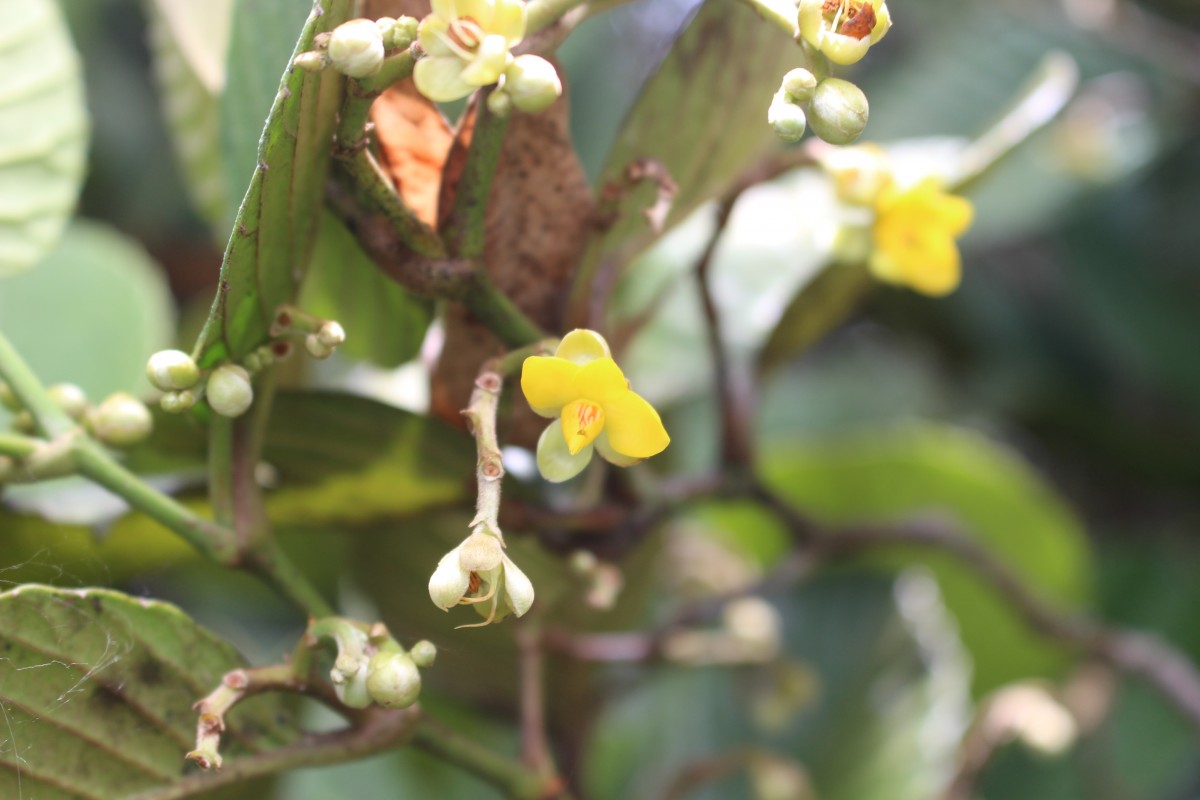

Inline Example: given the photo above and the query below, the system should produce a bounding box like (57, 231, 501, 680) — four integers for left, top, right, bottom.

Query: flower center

(821, 0, 876, 39)
(562, 399, 605, 455)
(449, 16, 484, 51)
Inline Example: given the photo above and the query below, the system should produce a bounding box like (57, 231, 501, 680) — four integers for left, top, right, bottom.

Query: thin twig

(444, 92, 509, 260)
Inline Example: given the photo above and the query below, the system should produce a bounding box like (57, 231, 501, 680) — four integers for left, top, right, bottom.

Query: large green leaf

(191, 0, 353, 367)
(0, 0, 88, 276)
(569, 0, 798, 318)
(0, 220, 174, 403)
(760, 423, 1093, 695)
(144, 0, 234, 232)
(299, 212, 433, 368)
(0, 584, 296, 799)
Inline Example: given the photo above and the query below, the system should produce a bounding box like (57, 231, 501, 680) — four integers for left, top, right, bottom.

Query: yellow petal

(560, 399, 605, 455)
(572, 357, 629, 403)
(601, 390, 669, 459)
(456, 0, 492, 26)
(491, 0, 528, 43)
(521, 356, 580, 413)
(460, 33, 510, 86)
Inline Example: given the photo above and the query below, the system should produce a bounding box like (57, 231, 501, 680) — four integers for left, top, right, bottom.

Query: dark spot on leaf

(89, 595, 103, 613)
(137, 659, 164, 686)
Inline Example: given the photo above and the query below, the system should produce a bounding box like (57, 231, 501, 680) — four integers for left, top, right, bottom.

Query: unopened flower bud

(90, 392, 153, 447)
(768, 95, 807, 143)
(503, 55, 562, 113)
(366, 651, 422, 709)
(487, 88, 513, 118)
(0, 381, 20, 411)
(160, 389, 197, 414)
(782, 68, 817, 103)
(808, 78, 869, 145)
(293, 51, 328, 73)
(389, 16, 419, 50)
(317, 321, 346, 348)
(47, 383, 88, 419)
(333, 661, 372, 709)
(146, 349, 200, 391)
(207, 364, 253, 418)
(305, 333, 335, 360)
(328, 18, 385, 78)
(409, 639, 437, 668)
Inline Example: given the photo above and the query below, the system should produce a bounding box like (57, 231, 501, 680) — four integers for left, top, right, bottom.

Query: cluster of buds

(294, 16, 419, 77)
(2, 379, 152, 449)
(315, 618, 435, 710)
(145, 348, 257, 418)
(269, 307, 347, 361)
(768, 68, 869, 146)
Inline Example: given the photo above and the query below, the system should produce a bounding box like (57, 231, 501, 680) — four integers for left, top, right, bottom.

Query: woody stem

(464, 363, 506, 541)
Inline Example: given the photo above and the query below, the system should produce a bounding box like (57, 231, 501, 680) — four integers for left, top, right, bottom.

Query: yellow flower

(798, 0, 892, 66)
(870, 178, 973, 296)
(413, 0, 525, 103)
(521, 330, 669, 482)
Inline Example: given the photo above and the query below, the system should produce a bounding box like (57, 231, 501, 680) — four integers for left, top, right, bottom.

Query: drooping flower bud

(808, 78, 869, 145)
(89, 393, 153, 447)
(768, 93, 808, 143)
(47, 383, 88, 420)
(503, 55, 562, 113)
(160, 389, 198, 414)
(207, 364, 253, 418)
(328, 18, 386, 78)
(146, 349, 201, 392)
(366, 650, 422, 709)
(333, 661, 372, 709)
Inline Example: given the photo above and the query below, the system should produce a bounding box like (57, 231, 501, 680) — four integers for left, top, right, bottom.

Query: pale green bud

(293, 51, 328, 73)
(0, 382, 19, 411)
(160, 389, 197, 414)
(487, 88, 513, 118)
(389, 16, 419, 50)
(146, 349, 200, 391)
(328, 19, 385, 78)
(333, 661, 372, 709)
(90, 393, 153, 447)
(782, 68, 817, 103)
(366, 651, 422, 709)
(243, 352, 264, 374)
(503, 55, 562, 114)
(768, 94, 807, 143)
(409, 639, 437, 668)
(47, 383, 88, 420)
(808, 78, 869, 146)
(207, 364, 253, 418)
(305, 333, 335, 360)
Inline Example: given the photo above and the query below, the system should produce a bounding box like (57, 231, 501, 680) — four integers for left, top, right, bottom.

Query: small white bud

(782, 68, 817, 103)
(409, 640, 437, 668)
(160, 389, 197, 414)
(328, 18, 385, 78)
(206, 364, 253, 418)
(333, 661, 372, 708)
(293, 51, 328, 73)
(47, 383, 88, 420)
(768, 95, 807, 143)
(146, 349, 200, 391)
(503, 55, 562, 114)
(305, 333, 335, 360)
(487, 88, 513, 118)
(366, 651, 422, 709)
(316, 321, 346, 348)
(89, 392, 153, 447)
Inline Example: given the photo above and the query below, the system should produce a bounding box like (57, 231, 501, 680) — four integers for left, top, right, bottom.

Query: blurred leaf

(0, 220, 173, 403)
(0, 0, 88, 275)
(760, 423, 1093, 695)
(585, 574, 969, 800)
(571, 0, 797, 316)
(145, 0, 234, 231)
(0, 584, 296, 798)
(300, 212, 433, 368)
(192, 0, 353, 367)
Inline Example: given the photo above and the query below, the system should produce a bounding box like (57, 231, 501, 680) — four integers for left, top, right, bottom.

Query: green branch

(0, 431, 39, 459)
(0, 331, 74, 438)
(411, 717, 553, 799)
(444, 93, 509, 259)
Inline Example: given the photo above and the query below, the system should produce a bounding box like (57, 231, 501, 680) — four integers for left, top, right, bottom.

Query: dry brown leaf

(371, 82, 457, 226)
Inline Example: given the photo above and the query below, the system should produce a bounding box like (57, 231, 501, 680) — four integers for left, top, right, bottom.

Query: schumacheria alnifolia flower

(798, 0, 892, 66)
(428, 529, 535, 626)
(413, 0, 561, 112)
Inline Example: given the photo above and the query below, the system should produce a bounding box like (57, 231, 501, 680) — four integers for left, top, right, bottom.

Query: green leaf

(192, 0, 354, 367)
(760, 424, 1093, 695)
(0, 584, 296, 798)
(0, 220, 174, 402)
(0, 0, 88, 275)
(299, 212, 433, 368)
(570, 0, 798, 312)
(144, 0, 235, 232)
